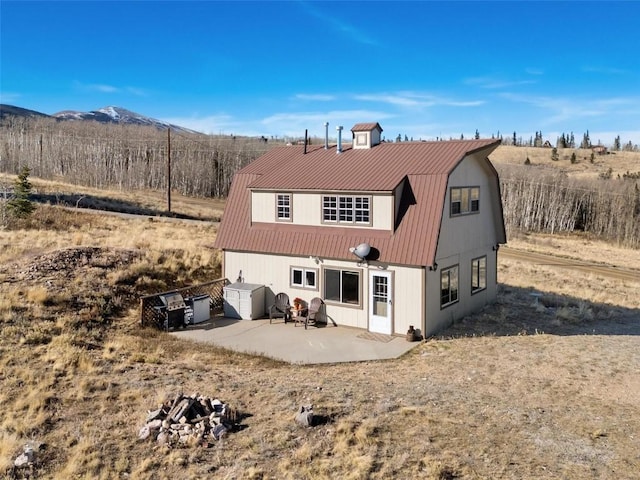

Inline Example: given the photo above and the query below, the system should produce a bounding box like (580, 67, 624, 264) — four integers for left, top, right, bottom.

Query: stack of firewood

(138, 392, 239, 447)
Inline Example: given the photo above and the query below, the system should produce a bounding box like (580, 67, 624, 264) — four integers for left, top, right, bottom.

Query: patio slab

(170, 317, 421, 364)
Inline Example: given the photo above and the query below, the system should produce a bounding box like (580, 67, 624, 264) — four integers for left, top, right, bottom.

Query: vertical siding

(252, 191, 274, 223)
(224, 251, 425, 334)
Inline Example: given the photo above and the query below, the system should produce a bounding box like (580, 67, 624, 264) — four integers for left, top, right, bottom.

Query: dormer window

(322, 195, 371, 225)
(276, 193, 291, 221)
(351, 122, 383, 149)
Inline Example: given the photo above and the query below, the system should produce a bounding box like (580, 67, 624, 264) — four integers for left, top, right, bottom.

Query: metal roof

(215, 138, 502, 267)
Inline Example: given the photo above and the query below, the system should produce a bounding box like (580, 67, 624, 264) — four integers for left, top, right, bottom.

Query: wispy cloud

(298, 1, 378, 46)
(582, 66, 627, 75)
(499, 92, 640, 125)
(73, 81, 148, 96)
(354, 91, 484, 108)
(0, 91, 22, 104)
(525, 68, 544, 76)
(294, 93, 337, 102)
(464, 76, 536, 89)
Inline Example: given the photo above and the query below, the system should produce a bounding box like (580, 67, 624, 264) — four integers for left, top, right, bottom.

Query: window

(277, 193, 291, 221)
(323, 196, 337, 222)
(440, 265, 459, 307)
(450, 187, 480, 216)
(324, 268, 361, 306)
(471, 256, 487, 294)
(291, 267, 317, 290)
(322, 195, 371, 225)
(355, 133, 368, 146)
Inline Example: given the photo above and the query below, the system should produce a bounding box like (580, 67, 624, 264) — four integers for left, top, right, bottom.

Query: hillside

(490, 145, 640, 180)
(0, 188, 639, 478)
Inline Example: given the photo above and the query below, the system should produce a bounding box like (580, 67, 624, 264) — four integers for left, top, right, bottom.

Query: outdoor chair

(269, 292, 292, 324)
(296, 297, 324, 329)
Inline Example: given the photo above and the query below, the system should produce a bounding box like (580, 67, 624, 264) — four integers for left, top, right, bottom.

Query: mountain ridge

(0, 104, 197, 133)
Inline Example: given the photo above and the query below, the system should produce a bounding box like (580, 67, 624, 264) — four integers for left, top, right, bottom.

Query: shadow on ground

(32, 192, 217, 221)
(439, 283, 640, 339)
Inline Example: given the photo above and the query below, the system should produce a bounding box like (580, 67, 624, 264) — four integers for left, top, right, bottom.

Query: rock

(294, 405, 314, 427)
(212, 423, 228, 440)
(138, 425, 151, 440)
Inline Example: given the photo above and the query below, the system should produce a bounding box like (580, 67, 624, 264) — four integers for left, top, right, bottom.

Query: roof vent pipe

(304, 129, 308, 154)
(324, 122, 329, 149)
(336, 125, 343, 153)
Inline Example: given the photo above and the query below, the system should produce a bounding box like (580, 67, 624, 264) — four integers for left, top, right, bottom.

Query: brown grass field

(1, 157, 639, 479)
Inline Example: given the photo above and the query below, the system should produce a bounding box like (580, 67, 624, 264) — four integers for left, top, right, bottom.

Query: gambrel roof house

(215, 123, 506, 337)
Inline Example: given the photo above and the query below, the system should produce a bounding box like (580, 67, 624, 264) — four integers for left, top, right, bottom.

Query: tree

(551, 147, 559, 161)
(569, 132, 575, 148)
(581, 130, 591, 149)
(7, 166, 36, 219)
(512, 131, 517, 146)
(474, 129, 480, 140)
(570, 152, 577, 164)
(613, 135, 621, 151)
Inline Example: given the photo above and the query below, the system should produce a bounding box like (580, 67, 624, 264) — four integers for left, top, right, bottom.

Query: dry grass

(489, 145, 640, 180)
(1, 197, 639, 478)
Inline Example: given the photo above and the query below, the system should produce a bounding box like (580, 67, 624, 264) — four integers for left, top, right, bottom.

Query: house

(214, 123, 506, 337)
(591, 145, 608, 155)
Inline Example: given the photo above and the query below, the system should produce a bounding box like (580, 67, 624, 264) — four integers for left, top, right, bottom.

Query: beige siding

(438, 154, 500, 257)
(427, 153, 502, 335)
(224, 251, 424, 334)
(251, 191, 393, 230)
(251, 191, 275, 223)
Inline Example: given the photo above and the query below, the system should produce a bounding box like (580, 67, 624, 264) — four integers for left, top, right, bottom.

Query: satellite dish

(349, 242, 371, 259)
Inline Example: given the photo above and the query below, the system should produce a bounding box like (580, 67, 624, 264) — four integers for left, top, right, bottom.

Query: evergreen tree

(513, 131, 517, 146)
(570, 152, 577, 164)
(7, 166, 36, 219)
(614, 135, 621, 151)
(474, 129, 480, 139)
(581, 130, 591, 149)
(569, 132, 575, 148)
(551, 147, 559, 161)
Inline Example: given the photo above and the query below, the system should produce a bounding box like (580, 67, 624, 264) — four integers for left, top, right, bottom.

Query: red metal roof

(351, 122, 383, 132)
(215, 138, 501, 267)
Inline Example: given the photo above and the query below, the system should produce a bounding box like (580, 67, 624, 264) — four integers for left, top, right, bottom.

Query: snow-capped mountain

(0, 104, 196, 133)
(52, 106, 196, 133)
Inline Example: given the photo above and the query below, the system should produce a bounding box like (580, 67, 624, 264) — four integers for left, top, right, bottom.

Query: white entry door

(369, 270, 392, 335)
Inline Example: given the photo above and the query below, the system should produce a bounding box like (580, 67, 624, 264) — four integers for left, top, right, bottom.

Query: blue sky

(2, 1, 639, 145)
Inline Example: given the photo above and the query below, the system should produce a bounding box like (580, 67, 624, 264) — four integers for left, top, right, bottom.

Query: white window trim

(276, 193, 292, 222)
(290, 266, 318, 290)
(322, 195, 372, 226)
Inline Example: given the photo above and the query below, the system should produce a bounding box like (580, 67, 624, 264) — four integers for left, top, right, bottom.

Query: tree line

(1, 116, 638, 248)
(499, 165, 640, 248)
(0, 116, 271, 198)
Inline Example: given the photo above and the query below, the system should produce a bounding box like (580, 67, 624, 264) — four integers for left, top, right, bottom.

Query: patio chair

(269, 292, 292, 324)
(298, 297, 324, 329)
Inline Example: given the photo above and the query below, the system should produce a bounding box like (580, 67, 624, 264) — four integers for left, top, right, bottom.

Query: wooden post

(167, 128, 172, 213)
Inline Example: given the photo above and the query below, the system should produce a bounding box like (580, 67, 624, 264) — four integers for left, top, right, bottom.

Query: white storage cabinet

(223, 283, 265, 320)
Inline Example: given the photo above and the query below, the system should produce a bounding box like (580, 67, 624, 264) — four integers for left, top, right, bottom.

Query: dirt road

(500, 245, 640, 283)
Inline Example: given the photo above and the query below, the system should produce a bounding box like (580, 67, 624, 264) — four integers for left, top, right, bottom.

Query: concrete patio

(170, 316, 421, 365)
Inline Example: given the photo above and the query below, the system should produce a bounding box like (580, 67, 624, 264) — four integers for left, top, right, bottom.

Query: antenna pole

(167, 128, 171, 213)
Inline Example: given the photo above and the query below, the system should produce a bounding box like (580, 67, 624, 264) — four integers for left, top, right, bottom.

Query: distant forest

(1, 116, 639, 248)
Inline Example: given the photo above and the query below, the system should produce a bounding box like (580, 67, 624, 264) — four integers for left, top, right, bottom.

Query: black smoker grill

(157, 292, 187, 330)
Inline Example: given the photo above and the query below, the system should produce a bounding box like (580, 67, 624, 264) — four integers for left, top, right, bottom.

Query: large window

(440, 265, 459, 307)
(450, 187, 480, 216)
(323, 195, 371, 225)
(276, 193, 291, 221)
(471, 256, 487, 294)
(324, 268, 361, 306)
(290, 267, 317, 290)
